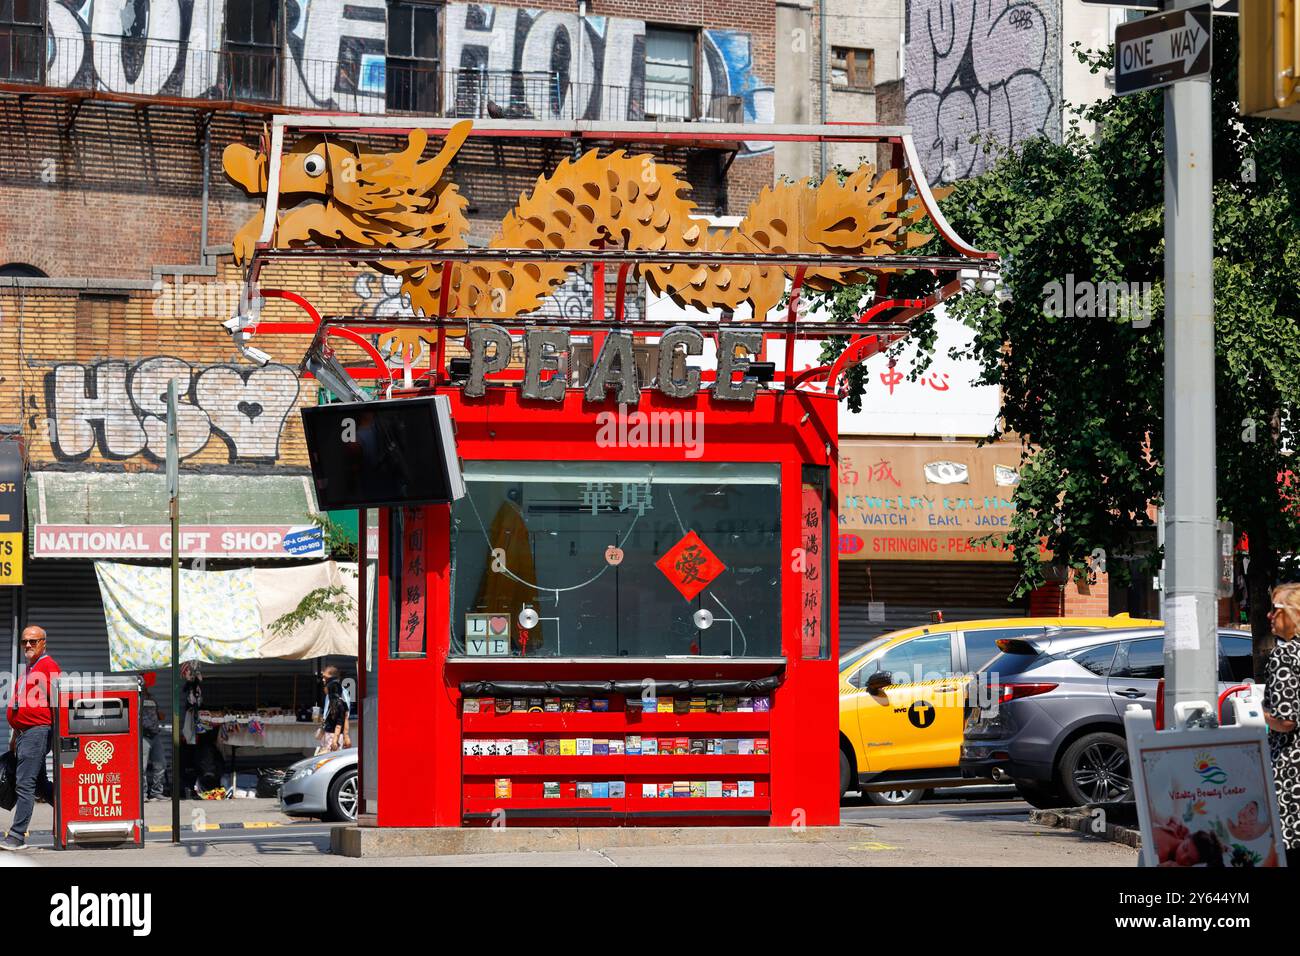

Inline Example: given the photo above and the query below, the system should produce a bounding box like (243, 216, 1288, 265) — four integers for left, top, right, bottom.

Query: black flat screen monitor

(301, 396, 464, 510)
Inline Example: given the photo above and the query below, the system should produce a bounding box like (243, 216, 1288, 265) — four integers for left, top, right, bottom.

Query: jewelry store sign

(838, 440, 1022, 562)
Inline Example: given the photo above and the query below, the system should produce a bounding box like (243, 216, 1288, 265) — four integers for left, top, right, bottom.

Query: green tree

(824, 22, 1300, 671)
(268, 513, 359, 638)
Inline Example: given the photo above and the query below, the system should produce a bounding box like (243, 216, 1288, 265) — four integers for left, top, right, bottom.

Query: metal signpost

(1110, 0, 1288, 866)
(1116, 0, 1220, 731)
(166, 380, 182, 844)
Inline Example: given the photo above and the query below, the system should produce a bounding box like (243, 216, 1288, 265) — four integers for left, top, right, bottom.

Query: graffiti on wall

(44, 0, 388, 109)
(40, 356, 301, 463)
(444, 3, 772, 144)
(283, 0, 388, 111)
(39, 0, 767, 127)
(905, 0, 1059, 184)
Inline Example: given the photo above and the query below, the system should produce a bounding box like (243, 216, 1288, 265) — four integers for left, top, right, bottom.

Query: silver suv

(960, 627, 1255, 808)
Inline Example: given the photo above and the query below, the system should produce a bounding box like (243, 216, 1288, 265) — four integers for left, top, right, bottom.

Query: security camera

(242, 345, 274, 367)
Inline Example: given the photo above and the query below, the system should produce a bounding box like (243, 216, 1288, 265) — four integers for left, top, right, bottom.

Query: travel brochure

(463, 736, 769, 756)
(495, 779, 758, 799)
(462, 695, 771, 714)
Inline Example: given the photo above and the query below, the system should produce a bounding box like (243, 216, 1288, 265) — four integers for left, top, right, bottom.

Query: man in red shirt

(3, 625, 61, 851)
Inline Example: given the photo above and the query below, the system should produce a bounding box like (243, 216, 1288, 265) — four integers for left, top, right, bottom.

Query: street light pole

(1161, 0, 1219, 727)
(166, 380, 182, 842)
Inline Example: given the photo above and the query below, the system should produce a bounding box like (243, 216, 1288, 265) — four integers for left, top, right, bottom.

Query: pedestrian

(1264, 583, 1300, 860)
(315, 666, 350, 755)
(140, 684, 167, 801)
(2, 625, 62, 851)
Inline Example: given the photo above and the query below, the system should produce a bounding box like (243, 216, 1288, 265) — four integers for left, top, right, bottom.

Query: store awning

(27, 472, 325, 559)
(95, 560, 360, 669)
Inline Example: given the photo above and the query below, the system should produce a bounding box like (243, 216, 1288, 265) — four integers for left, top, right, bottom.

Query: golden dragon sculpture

(224, 121, 945, 357)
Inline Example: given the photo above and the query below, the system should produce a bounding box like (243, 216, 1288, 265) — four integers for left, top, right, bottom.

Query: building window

(0, 0, 43, 83)
(644, 26, 695, 120)
(0, 262, 45, 278)
(387, 0, 439, 112)
(831, 46, 873, 90)
(225, 0, 280, 101)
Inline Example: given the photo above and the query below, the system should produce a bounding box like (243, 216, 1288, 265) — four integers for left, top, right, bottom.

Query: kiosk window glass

(450, 461, 781, 658)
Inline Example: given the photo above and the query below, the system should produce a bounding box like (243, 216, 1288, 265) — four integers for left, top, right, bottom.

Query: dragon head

(223, 121, 474, 252)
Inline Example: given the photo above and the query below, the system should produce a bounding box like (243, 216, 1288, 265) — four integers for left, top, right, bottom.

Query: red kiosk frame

(374, 386, 839, 826)
(236, 117, 997, 828)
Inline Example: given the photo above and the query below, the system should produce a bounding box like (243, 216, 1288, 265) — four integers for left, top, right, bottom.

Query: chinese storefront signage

(398, 507, 427, 655)
(838, 440, 1022, 562)
(800, 483, 824, 658)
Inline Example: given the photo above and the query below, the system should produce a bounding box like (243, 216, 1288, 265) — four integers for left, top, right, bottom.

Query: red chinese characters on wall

(879, 362, 951, 396)
(841, 455, 902, 489)
(398, 507, 427, 654)
(801, 483, 824, 658)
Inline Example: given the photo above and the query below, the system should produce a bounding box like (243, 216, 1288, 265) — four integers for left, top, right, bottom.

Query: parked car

(960, 627, 1256, 809)
(838, 614, 1158, 805)
(279, 748, 359, 822)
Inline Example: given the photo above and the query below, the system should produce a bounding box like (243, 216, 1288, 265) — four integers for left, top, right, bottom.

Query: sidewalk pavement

(16, 810, 1140, 867)
(2, 797, 296, 839)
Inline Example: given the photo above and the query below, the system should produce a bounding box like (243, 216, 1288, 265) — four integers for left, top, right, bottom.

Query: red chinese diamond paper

(655, 530, 726, 601)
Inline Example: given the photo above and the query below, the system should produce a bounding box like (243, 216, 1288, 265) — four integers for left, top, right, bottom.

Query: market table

(194, 714, 336, 799)
(200, 713, 325, 751)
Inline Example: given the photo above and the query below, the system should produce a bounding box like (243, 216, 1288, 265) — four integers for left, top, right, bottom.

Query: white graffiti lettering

(905, 0, 1057, 184)
(44, 358, 301, 463)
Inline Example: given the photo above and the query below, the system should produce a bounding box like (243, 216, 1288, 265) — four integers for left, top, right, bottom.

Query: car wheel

(1014, 779, 1065, 810)
(326, 768, 359, 822)
(1058, 732, 1132, 806)
(840, 750, 852, 798)
(864, 788, 928, 806)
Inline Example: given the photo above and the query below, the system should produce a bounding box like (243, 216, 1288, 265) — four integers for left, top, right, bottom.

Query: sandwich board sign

(1125, 708, 1288, 867)
(1115, 4, 1213, 97)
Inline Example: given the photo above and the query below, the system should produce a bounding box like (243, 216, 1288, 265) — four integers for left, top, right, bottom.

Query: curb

(1029, 807, 1142, 849)
(331, 824, 867, 859)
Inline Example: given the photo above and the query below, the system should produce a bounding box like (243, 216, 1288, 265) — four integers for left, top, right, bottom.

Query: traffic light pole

(1162, 0, 1219, 727)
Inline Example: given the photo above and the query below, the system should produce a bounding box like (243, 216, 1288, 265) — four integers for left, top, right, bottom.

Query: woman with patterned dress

(1264, 584, 1300, 858)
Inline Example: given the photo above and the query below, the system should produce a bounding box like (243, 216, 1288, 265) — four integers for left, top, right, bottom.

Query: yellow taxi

(839, 614, 1159, 804)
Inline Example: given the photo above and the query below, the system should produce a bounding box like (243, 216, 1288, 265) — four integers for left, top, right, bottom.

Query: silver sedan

(279, 749, 359, 822)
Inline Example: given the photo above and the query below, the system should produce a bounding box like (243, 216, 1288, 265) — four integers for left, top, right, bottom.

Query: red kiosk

(232, 116, 997, 828)
(370, 385, 838, 826)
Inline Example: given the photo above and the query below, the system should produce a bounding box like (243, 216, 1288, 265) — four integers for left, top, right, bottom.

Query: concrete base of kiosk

(330, 823, 864, 858)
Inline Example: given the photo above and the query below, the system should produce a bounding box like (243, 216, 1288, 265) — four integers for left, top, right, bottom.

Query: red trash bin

(52, 674, 144, 849)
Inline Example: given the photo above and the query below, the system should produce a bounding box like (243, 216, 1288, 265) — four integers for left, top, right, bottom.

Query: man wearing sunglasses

(2, 625, 62, 851)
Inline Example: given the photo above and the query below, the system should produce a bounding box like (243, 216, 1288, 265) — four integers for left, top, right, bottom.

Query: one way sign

(1115, 4, 1213, 97)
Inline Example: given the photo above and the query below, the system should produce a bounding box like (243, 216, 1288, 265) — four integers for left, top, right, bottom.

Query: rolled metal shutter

(839, 561, 1029, 653)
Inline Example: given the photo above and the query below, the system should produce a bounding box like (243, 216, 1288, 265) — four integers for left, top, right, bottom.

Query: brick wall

(0, 282, 320, 474)
(1029, 573, 1114, 618)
